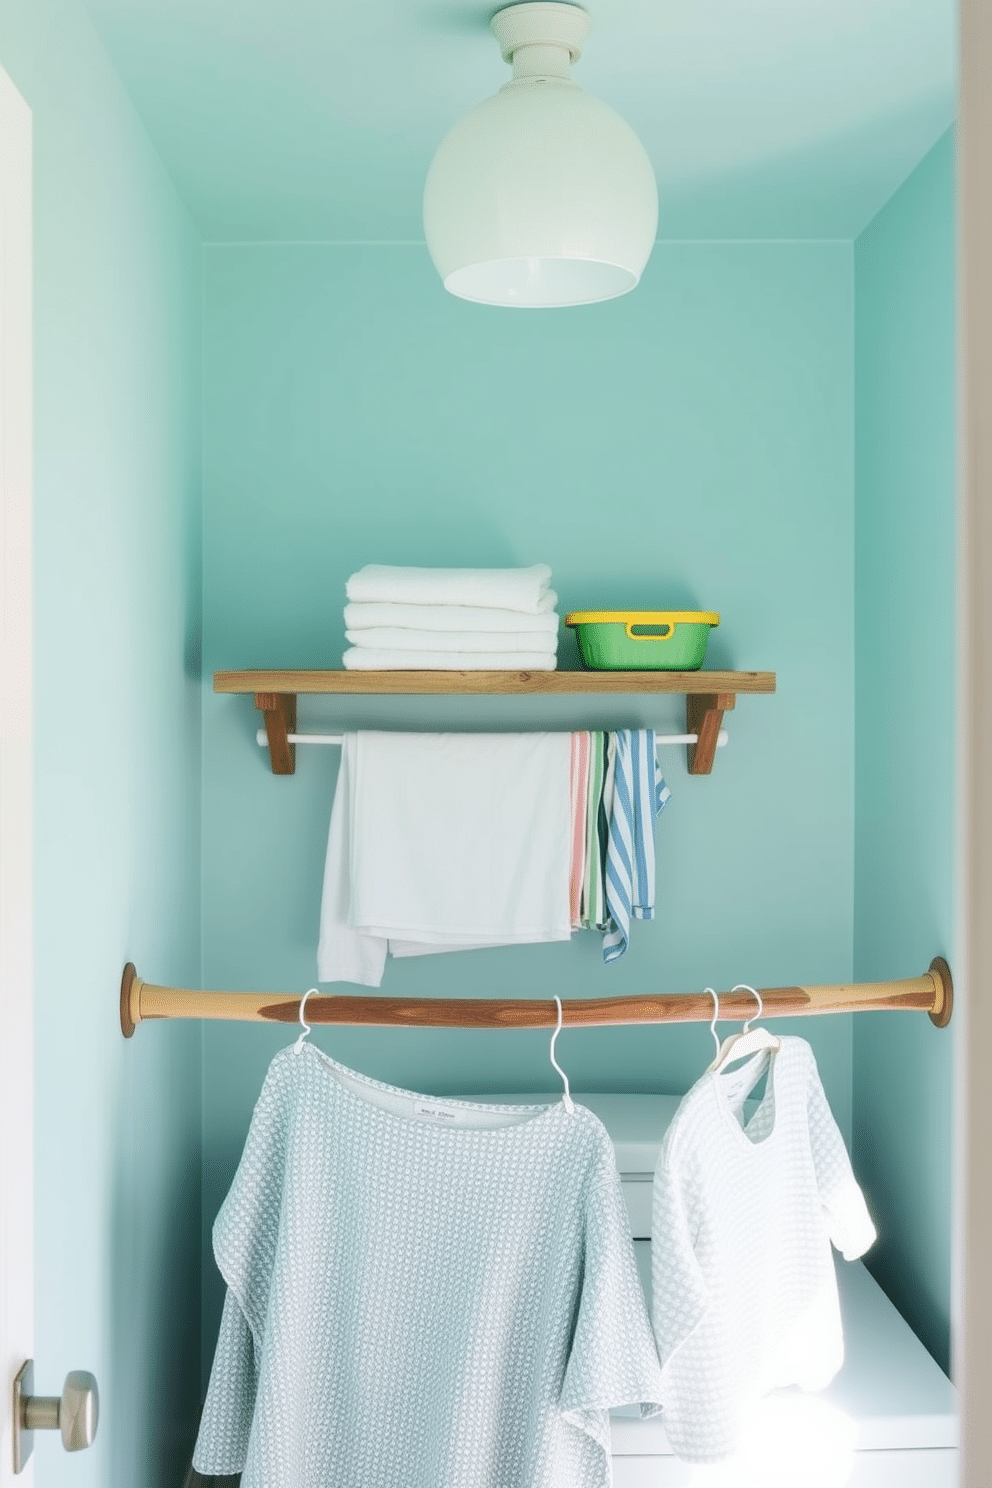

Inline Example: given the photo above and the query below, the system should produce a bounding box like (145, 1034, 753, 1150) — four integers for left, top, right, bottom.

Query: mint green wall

(0, 2, 203, 1482)
(853, 130, 956, 1373)
(0, 0, 957, 1453)
(200, 241, 857, 1356)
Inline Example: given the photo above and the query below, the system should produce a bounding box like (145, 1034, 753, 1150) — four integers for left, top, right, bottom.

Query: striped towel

(603, 730, 671, 963)
(580, 733, 608, 930)
(569, 732, 591, 928)
(587, 734, 618, 933)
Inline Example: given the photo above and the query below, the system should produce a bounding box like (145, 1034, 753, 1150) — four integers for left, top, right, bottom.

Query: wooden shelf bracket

(255, 691, 296, 775)
(687, 693, 736, 775)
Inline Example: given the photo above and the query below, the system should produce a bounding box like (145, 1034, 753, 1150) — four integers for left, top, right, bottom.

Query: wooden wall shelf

(213, 668, 776, 777)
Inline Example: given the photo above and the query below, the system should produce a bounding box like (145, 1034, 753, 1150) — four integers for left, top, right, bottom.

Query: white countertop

(613, 1249, 957, 1454)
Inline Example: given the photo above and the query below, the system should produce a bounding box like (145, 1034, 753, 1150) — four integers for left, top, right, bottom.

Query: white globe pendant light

(423, 2, 658, 308)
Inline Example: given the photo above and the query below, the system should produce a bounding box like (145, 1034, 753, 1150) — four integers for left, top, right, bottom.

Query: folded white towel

(345, 627, 558, 655)
(344, 599, 559, 631)
(345, 564, 553, 613)
(317, 733, 573, 985)
(342, 648, 558, 670)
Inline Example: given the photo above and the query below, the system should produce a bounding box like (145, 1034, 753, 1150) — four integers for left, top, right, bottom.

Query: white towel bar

(255, 729, 729, 751)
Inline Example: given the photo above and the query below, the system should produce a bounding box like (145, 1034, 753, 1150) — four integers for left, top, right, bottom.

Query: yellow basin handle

(625, 622, 674, 641)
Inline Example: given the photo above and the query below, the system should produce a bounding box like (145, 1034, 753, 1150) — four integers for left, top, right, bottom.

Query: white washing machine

(581, 1093, 959, 1488)
(477, 1092, 958, 1488)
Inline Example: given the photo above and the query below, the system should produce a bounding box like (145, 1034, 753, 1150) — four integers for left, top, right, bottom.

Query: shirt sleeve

(192, 1288, 258, 1474)
(211, 1057, 291, 1346)
(192, 1055, 291, 1473)
(805, 1049, 877, 1260)
(560, 1167, 664, 1454)
(650, 1141, 709, 1372)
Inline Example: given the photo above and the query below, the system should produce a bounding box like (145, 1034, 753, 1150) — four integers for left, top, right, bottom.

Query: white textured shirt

(651, 1036, 876, 1463)
(193, 1045, 664, 1487)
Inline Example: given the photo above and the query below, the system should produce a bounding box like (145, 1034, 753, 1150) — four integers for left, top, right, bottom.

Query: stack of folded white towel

(342, 563, 560, 670)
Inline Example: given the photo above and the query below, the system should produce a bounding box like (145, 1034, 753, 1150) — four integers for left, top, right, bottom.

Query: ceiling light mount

(423, 2, 658, 309)
(491, 2, 590, 80)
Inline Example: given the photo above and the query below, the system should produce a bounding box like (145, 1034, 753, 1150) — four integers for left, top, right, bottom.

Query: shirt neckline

(708, 1044, 781, 1151)
(295, 1042, 571, 1138)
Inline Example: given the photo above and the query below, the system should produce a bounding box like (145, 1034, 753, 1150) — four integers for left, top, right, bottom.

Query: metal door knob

(12, 1360, 99, 1471)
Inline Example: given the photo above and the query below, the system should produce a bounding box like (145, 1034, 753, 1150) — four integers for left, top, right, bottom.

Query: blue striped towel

(603, 730, 671, 963)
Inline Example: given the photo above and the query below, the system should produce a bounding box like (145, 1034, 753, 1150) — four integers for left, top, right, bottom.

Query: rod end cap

(120, 963, 140, 1038)
(928, 955, 953, 1028)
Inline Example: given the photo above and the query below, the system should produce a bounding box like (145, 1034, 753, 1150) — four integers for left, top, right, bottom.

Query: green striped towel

(581, 732, 608, 929)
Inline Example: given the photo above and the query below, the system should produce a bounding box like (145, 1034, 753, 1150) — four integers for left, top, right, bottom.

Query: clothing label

(719, 1052, 770, 1113)
(412, 1100, 461, 1123)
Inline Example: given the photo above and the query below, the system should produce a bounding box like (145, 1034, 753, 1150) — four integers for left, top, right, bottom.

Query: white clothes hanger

(294, 987, 320, 1054)
(550, 996, 575, 1113)
(706, 988, 722, 1062)
(294, 987, 578, 1110)
(707, 984, 781, 1074)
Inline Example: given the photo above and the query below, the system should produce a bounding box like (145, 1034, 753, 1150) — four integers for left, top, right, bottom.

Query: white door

(0, 60, 33, 1488)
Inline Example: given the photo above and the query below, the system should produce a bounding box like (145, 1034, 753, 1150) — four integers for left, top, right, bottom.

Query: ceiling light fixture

(423, 2, 658, 308)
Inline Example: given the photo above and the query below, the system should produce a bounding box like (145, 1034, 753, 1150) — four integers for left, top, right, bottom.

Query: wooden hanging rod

(120, 958, 952, 1037)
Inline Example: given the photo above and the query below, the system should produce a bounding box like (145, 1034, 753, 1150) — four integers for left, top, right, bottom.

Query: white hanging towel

(318, 732, 572, 985)
(345, 563, 554, 613)
(343, 600, 560, 632)
(317, 738, 391, 986)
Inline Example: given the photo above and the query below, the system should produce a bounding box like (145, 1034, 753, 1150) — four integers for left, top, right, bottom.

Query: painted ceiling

(79, 0, 957, 241)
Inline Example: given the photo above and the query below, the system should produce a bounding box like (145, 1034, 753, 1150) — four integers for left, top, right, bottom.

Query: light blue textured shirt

(193, 1045, 664, 1488)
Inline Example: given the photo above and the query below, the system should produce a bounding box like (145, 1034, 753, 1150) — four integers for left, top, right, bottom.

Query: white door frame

(0, 60, 33, 1488)
(958, 5, 992, 1484)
